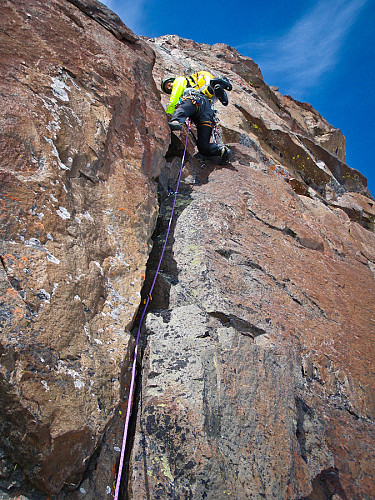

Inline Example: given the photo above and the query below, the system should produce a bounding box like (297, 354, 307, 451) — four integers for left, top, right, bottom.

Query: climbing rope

(114, 120, 191, 499)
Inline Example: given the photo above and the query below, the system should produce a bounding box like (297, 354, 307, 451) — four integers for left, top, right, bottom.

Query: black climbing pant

(171, 90, 223, 156)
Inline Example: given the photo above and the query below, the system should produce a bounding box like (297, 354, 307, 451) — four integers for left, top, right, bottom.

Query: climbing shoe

(220, 146, 232, 164)
(211, 76, 233, 91)
(214, 85, 228, 106)
(168, 120, 183, 131)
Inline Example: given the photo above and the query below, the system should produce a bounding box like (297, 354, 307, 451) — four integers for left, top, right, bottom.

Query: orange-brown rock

(129, 36, 375, 500)
(1, 4, 374, 500)
(0, 0, 169, 494)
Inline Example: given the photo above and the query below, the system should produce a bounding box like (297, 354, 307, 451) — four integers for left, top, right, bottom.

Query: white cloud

(99, 0, 147, 35)
(238, 0, 369, 97)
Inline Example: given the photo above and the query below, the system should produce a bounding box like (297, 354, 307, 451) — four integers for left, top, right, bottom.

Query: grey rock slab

(130, 305, 334, 499)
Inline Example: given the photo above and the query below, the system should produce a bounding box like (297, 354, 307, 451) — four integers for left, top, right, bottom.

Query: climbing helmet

(161, 77, 175, 94)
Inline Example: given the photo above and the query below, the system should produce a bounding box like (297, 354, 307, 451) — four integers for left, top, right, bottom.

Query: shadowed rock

(66, 0, 139, 42)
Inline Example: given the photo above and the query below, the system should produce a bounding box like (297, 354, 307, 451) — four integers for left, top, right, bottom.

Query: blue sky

(101, 0, 375, 196)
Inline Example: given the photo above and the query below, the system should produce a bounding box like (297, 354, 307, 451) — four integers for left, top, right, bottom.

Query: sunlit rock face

(129, 35, 375, 500)
(1, 2, 374, 499)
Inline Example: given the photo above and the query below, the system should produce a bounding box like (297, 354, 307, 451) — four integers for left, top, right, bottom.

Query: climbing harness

(178, 88, 203, 109)
(198, 120, 213, 128)
(113, 120, 191, 500)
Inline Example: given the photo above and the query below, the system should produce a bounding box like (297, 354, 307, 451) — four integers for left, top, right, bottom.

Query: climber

(161, 71, 233, 163)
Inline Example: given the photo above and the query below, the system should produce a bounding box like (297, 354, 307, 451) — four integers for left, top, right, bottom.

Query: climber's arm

(166, 77, 187, 115)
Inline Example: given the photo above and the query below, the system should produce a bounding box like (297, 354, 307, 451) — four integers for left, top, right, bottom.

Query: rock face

(0, 0, 168, 495)
(0, 4, 374, 500)
(129, 36, 375, 499)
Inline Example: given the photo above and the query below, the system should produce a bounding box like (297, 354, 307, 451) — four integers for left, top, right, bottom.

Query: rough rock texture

(1, 5, 374, 500)
(129, 36, 375, 499)
(66, 0, 139, 42)
(0, 0, 168, 495)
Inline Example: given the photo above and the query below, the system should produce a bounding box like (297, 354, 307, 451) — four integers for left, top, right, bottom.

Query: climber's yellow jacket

(166, 71, 215, 115)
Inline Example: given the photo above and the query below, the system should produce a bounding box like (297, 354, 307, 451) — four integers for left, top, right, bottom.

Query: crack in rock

(208, 311, 267, 338)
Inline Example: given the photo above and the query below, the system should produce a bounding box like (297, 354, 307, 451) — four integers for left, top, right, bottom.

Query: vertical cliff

(1, 1, 374, 499)
(129, 36, 375, 500)
(0, 0, 169, 495)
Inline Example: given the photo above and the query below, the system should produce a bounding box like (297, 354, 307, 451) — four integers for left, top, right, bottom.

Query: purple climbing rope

(114, 120, 190, 499)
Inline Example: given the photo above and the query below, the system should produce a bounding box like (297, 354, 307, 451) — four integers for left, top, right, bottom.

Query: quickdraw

(212, 110, 222, 144)
(212, 124, 222, 144)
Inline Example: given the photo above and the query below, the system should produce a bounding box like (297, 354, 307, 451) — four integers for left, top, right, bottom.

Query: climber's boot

(220, 145, 232, 164)
(214, 85, 229, 106)
(169, 120, 183, 131)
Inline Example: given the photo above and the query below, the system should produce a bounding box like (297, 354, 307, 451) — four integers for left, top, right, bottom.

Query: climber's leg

(196, 121, 222, 156)
(196, 123, 232, 162)
(169, 99, 198, 130)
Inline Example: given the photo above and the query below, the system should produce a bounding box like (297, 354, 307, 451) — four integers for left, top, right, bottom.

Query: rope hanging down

(114, 120, 191, 499)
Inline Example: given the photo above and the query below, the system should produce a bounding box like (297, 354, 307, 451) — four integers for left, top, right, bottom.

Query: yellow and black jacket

(166, 71, 215, 114)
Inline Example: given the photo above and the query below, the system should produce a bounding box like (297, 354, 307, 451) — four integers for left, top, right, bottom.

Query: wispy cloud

(100, 0, 147, 35)
(238, 0, 369, 97)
